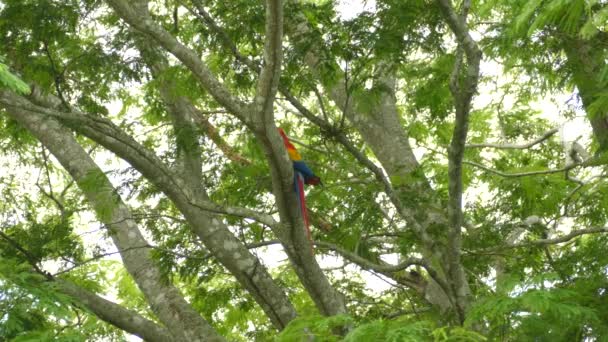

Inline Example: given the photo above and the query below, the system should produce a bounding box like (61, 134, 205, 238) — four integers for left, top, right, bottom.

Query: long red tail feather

(296, 173, 314, 254)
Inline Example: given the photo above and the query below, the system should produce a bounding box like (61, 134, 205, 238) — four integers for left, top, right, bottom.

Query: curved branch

(437, 0, 482, 321)
(192, 113, 252, 165)
(104, 0, 248, 120)
(56, 280, 173, 342)
(314, 241, 451, 298)
(0, 232, 171, 341)
(499, 227, 608, 249)
(464, 160, 582, 178)
(0, 230, 49, 277)
(467, 128, 559, 149)
(0, 96, 224, 341)
(188, 200, 279, 228)
(1, 91, 278, 229)
(315, 241, 426, 273)
(253, 0, 284, 121)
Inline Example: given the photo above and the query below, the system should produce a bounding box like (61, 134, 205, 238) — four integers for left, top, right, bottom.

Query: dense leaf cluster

(0, 0, 606, 340)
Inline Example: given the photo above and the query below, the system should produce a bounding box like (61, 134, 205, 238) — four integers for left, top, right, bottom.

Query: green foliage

(277, 315, 486, 342)
(77, 169, 120, 222)
(0, 257, 125, 341)
(276, 314, 353, 341)
(0, 62, 30, 94)
(0, 0, 607, 340)
(344, 319, 433, 342)
(466, 280, 607, 340)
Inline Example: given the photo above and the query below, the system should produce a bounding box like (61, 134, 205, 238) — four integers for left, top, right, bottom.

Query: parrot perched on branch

(278, 128, 322, 248)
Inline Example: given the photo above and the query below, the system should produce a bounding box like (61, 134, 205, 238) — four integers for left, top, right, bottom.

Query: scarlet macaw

(278, 128, 322, 246)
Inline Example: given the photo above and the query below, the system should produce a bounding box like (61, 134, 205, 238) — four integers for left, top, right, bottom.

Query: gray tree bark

(283, 0, 481, 319)
(105, 0, 348, 317)
(135, 37, 298, 330)
(562, 35, 608, 152)
(56, 279, 173, 342)
(0, 90, 225, 342)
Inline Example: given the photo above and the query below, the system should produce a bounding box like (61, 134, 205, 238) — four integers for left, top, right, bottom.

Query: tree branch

(0, 93, 225, 341)
(253, 0, 284, 123)
(104, 0, 249, 121)
(494, 226, 608, 250)
(56, 280, 173, 342)
(437, 0, 482, 321)
(314, 241, 452, 299)
(467, 128, 559, 149)
(129, 30, 298, 329)
(436, 0, 481, 67)
(315, 240, 428, 273)
(192, 113, 252, 165)
(188, 200, 280, 228)
(0, 229, 49, 278)
(464, 160, 583, 178)
(0, 228, 172, 342)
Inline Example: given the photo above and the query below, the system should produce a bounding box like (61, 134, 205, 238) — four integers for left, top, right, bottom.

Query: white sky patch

(336, 0, 376, 20)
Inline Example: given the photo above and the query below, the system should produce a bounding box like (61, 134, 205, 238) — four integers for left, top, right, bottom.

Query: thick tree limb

(0, 91, 278, 228)
(0, 230, 172, 341)
(253, 0, 283, 123)
(256, 103, 349, 317)
(0, 95, 224, 341)
(436, 0, 482, 68)
(0, 236, 172, 341)
(56, 280, 173, 342)
(437, 0, 482, 321)
(104, 0, 249, 121)
(133, 37, 298, 329)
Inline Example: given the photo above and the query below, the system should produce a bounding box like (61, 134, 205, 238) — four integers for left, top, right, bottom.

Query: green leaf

(0, 63, 30, 94)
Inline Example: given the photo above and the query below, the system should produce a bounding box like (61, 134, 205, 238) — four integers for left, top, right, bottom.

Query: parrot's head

(306, 176, 323, 186)
(278, 127, 287, 138)
(278, 127, 290, 145)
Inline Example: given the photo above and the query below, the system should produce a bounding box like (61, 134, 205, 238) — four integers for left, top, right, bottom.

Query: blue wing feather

(293, 161, 315, 179)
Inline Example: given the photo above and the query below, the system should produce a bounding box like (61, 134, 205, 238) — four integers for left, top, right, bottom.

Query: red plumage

(279, 128, 317, 253)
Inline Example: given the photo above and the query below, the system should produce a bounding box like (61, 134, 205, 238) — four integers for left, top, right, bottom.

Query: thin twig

(467, 128, 559, 149)
(482, 226, 608, 251)
(0, 229, 52, 279)
(42, 41, 70, 111)
(465, 160, 582, 178)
